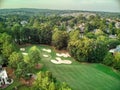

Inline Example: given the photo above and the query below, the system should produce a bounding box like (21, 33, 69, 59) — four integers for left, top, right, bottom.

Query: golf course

(22, 45, 120, 90)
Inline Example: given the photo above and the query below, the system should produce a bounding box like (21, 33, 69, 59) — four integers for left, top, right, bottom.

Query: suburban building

(115, 22, 120, 29)
(109, 45, 120, 53)
(0, 66, 13, 87)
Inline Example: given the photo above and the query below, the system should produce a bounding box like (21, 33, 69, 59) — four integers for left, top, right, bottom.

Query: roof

(115, 45, 120, 52)
(109, 45, 120, 53)
(109, 49, 115, 53)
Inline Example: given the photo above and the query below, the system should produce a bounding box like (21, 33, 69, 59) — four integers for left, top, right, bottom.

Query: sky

(0, 0, 120, 12)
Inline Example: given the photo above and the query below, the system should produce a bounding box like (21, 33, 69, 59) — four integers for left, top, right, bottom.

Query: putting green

(24, 45, 120, 90)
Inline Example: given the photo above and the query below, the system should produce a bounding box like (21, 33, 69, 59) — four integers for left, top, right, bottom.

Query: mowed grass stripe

(46, 63, 120, 90)
(57, 65, 96, 90)
(55, 64, 120, 87)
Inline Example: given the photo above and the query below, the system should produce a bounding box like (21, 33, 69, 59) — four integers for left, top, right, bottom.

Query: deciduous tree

(9, 52, 23, 69)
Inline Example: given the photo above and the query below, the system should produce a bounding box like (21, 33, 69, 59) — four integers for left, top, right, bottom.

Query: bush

(103, 52, 114, 66)
(113, 53, 120, 71)
(107, 39, 120, 49)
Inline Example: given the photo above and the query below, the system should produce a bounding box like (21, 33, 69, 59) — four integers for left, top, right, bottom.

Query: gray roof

(115, 45, 120, 52)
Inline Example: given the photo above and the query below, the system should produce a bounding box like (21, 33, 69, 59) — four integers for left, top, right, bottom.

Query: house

(109, 34, 117, 39)
(79, 23, 85, 32)
(115, 22, 120, 29)
(109, 45, 120, 53)
(79, 23, 85, 38)
(20, 20, 28, 26)
(66, 26, 72, 33)
(109, 49, 115, 53)
(0, 66, 13, 87)
(115, 45, 120, 52)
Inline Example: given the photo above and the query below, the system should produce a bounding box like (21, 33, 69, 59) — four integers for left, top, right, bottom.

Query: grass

(5, 45, 120, 90)
(4, 79, 30, 90)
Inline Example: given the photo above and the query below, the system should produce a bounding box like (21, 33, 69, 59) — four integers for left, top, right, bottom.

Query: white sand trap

(51, 57, 72, 64)
(22, 52, 28, 55)
(51, 60, 61, 64)
(43, 54, 49, 57)
(62, 60, 72, 64)
(56, 57, 62, 61)
(56, 53, 71, 57)
(20, 48, 25, 51)
(56, 53, 62, 57)
(42, 48, 51, 53)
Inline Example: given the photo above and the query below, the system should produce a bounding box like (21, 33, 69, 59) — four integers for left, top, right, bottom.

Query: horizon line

(0, 8, 120, 13)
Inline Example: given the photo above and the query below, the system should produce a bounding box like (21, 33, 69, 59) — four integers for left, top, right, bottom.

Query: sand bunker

(20, 48, 25, 51)
(42, 48, 51, 53)
(43, 54, 49, 57)
(22, 53, 28, 55)
(51, 57, 72, 64)
(51, 60, 62, 64)
(56, 53, 70, 57)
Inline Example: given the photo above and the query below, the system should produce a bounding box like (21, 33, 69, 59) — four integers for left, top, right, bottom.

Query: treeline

(0, 8, 79, 16)
(68, 38, 107, 63)
(0, 8, 120, 18)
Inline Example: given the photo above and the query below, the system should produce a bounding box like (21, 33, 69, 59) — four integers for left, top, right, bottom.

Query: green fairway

(23, 45, 120, 90)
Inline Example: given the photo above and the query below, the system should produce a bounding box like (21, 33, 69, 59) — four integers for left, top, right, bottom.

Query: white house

(109, 45, 120, 53)
(0, 66, 13, 87)
(20, 20, 28, 26)
(109, 49, 115, 53)
(109, 34, 117, 39)
(115, 22, 120, 29)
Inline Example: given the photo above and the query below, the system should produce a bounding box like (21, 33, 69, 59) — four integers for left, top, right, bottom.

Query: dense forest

(0, 9, 120, 90)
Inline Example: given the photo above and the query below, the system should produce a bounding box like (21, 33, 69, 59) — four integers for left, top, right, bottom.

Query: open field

(21, 45, 120, 90)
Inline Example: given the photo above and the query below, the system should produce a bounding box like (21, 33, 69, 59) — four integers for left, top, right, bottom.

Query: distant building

(78, 23, 85, 38)
(109, 49, 115, 53)
(0, 66, 13, 87)
(115, 22, 120, 29)
(115, 45, 120, 52)
(109, 45, 120, 53)
(66, 26, 72, 33)
(20, 20, 28, 26)
(79, 23, 85, 33)
(109, 34, 117, 39)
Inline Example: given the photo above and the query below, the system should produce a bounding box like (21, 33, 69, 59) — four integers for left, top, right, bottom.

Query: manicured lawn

(7, 45, 120, 90)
